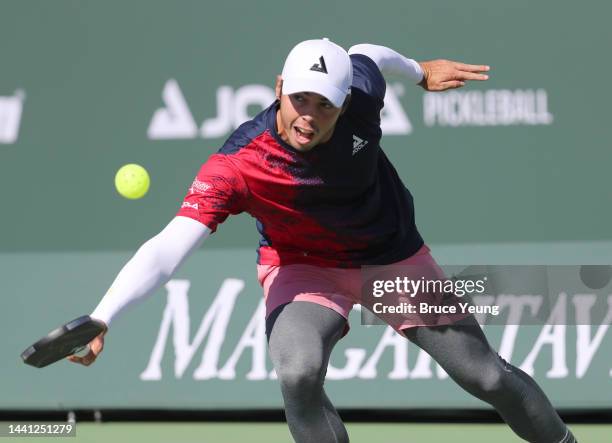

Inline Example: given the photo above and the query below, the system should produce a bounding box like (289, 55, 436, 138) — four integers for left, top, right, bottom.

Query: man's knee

(476, 354, 518, 402)
(463, 355, 513, 401)
(475, 367, 506, 396)
(276, 357, 326, 393)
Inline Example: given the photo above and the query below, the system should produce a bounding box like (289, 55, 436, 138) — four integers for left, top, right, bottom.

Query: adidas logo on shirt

(352, 135, 368, 155)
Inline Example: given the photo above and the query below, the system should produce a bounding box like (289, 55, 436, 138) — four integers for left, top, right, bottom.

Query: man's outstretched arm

(348, 43, 489, 91)
(69, 216, 211, 366)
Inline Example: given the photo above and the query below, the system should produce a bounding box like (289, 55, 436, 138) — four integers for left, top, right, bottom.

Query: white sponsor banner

(141, 278, 612, 382)
(147, 80, 412, 140)
(423, 89, 553, 127)
(148, 81, 554, 141)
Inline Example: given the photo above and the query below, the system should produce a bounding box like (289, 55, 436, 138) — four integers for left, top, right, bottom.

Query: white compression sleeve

(90, 216, 211, 327)
(348, 44, 424, 83)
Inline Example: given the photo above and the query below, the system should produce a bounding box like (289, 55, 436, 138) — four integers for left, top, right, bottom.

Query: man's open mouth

(294, 126, 315, 144)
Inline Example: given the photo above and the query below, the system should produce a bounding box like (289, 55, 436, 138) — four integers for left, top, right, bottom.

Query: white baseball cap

(281, 38, 353, 108)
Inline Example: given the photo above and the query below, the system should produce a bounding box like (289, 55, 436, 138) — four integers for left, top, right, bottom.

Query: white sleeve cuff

(348, 44, 424, 83)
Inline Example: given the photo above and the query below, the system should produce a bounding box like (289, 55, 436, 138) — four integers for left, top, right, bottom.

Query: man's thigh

(266, 301, 347, 371)
(401, 315, 496, 372)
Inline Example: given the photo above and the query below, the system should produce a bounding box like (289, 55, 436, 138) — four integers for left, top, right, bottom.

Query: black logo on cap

(310, 56, 328, 74)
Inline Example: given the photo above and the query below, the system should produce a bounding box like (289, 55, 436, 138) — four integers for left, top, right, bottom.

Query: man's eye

(321, 102, 333, 109)
(293, 94, 304, 102)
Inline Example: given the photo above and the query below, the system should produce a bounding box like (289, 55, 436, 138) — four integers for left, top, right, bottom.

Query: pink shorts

(257, 245, 470, 332)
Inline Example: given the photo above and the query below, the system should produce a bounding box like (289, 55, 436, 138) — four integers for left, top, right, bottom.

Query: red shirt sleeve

(176, 154, 248, 232)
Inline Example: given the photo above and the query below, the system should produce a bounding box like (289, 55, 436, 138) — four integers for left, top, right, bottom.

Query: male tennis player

(71, 39, 576, 443)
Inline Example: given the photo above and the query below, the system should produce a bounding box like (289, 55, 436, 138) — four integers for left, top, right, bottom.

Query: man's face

(275, 76, 346, 152)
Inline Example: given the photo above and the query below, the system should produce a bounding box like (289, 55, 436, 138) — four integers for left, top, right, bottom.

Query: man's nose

(301, 112, 315, 123)
(300, 104, 319, 121)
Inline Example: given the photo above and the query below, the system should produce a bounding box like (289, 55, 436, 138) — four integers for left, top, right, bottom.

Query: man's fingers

(419, 59, 490, 91)
(67, 350, 95, 366)
(455, 62, 490, 72)
(67, 354, 88, 365)
(80, 354, 95, 366)
(67, 337, 103, 366)
(455, 71, 489, 81)
(90, 336, 104, 354)
(439, 80, 465, 90)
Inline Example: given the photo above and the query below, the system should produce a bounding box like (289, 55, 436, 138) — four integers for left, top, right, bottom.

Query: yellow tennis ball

(114, 164, 150, 199)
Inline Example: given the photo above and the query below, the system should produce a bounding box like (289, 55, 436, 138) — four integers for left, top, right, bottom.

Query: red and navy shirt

(177, 54, 423, 267)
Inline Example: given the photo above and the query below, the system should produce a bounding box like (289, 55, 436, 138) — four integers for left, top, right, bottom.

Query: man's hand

(67, 325, 107, 367)
(418, 60, 490, 91)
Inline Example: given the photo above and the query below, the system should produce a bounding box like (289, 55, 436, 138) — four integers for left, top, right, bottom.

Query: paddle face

(21, 315, 106, 368)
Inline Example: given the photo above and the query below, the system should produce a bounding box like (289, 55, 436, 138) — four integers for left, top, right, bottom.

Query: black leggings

(266, 301, 576, 443)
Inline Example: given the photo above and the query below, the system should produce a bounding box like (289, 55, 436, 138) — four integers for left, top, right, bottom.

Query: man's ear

(275, 75, 283, 100)
(340, 94, 352, 115)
